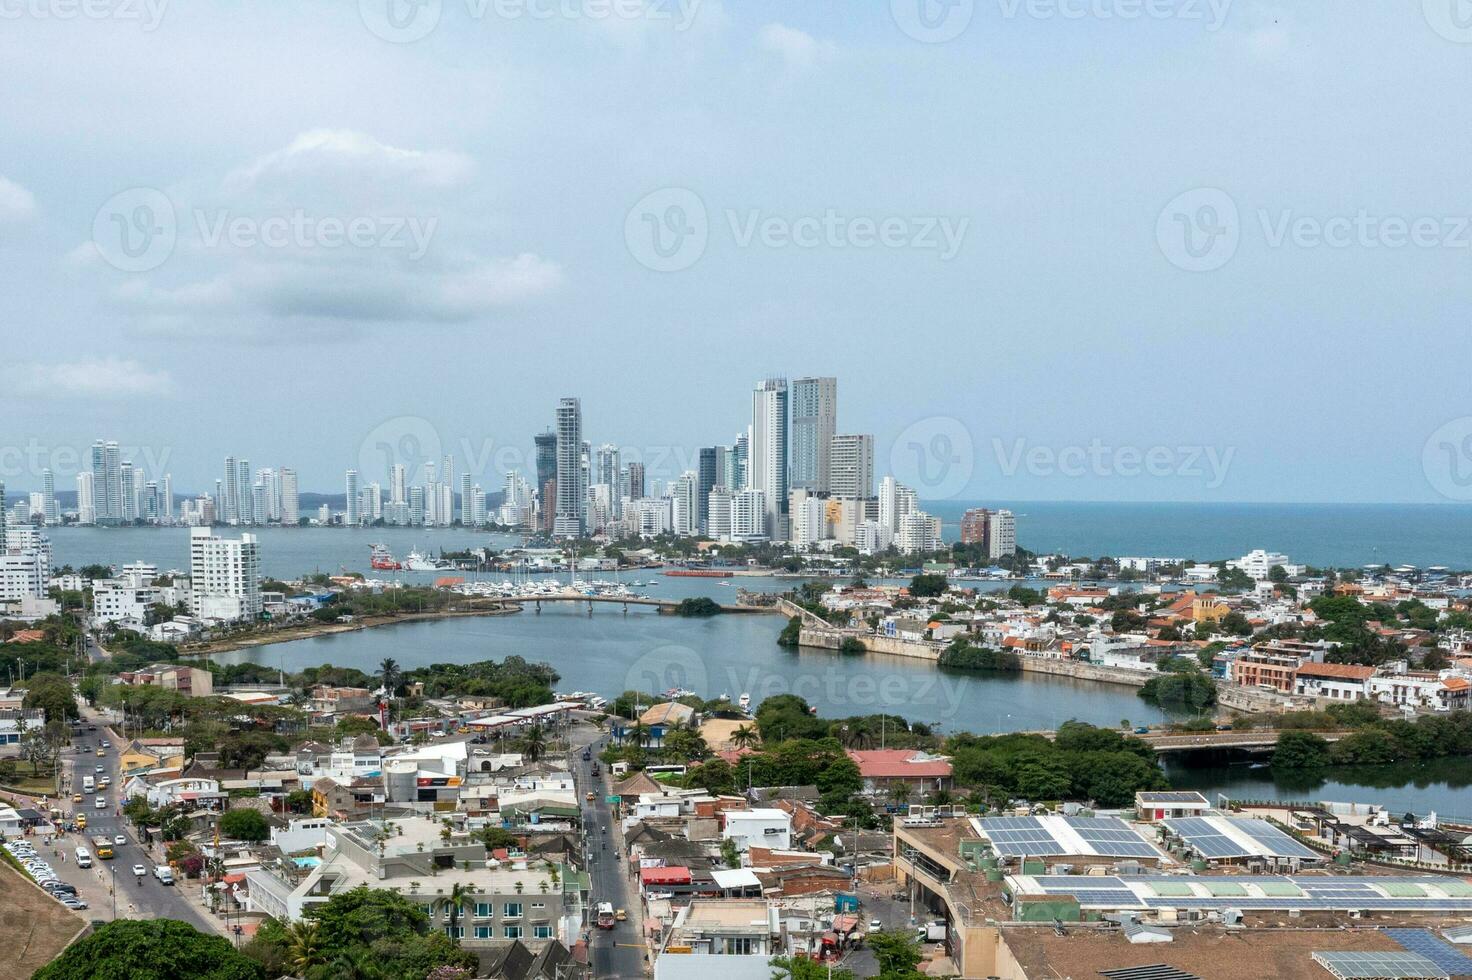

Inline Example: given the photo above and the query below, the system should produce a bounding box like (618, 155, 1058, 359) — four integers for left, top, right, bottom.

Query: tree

(378, 658, 402, 696)
(839, 636, 866, 655)
(519, 725, 547, 763)
(219, 807, 270, 842)
(730, 725, 759, 750)
(1272, 730, 1331, 769)
(908, 573, 948, 598)
(299, 887, 477, 978)
(34, 919, 264, 980)
(771, 957, 856, 980)
(23, 671, 78, 722)
(867, 930, 925, 978)
(283, 921, 323, 976)
(435, 882, 471, 939)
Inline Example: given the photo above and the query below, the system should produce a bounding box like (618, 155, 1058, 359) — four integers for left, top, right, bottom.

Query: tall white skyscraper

(76, 472, 96, 526)
(390, 464, 407, 505)
(189, 526, 262, 622)
(280, 469, 300, 525)
(223, 455, 239, 524)
(345, 470, 361, 526)
(40, 469, 58, 525)
(459, 473, 473, 526)
(750, 378, 789, 541)
(119, 460, 136, 521)
(830, 434, 875, 499)
(159, 474, 173, 523)
(878, 475, 917, 546)
(790, 376, 836, 493)
(91, 440, 123, 524)
(554, 397, 585, 538)
(988, 509, 1016, 559)
(237, 459, 252, 525)
(671, 471, 697, 535)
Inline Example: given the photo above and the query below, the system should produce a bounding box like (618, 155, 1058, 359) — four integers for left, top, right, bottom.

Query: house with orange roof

(1293, 662, 1375, 701)
(846, 749, 952, 796)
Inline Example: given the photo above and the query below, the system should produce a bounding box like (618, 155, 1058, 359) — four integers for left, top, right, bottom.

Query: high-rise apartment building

(626, 462, 645, 501)
(960, 508, 988, 545)
(595, 445, 621, 519)
(697, 448, 718, 532)
(829, 434, 874, 499)
(672, 472, 697, 536)
(40, 469, 57, 525)
(76, 472, 96, 525)
(345, 470, 361, 526)
(189, 526, 262, 622)
(280, 469, 299, 525)
(750, 379, 789, 541)
(92, 440, 123, 525)
(790, 376, 836, 493)
(988, 510, 1016, 559)
(554, 397, 585, 538)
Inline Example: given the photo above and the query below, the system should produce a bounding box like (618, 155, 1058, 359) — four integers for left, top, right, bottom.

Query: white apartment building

(987, 509, 1016, 559)
(0, 550, 47, 601)
(1229, 549, 1304, 581)
(750, 379, 789, 541)
(188, 526, 262, 622)
(721, 808, 793, 853)
(894, 510, 941, 554)
(706, 488, 733, 540)
(788, 490, 828, 550)
(92, 581, 161, 626)
(730, 489, 768, 543)
(626, 496, 673, 537)
(830, 433, 874, 499)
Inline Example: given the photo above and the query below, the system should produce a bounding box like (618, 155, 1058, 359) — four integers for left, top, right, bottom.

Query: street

(571, 726, 647, 980)
(46, 716, 215, 932)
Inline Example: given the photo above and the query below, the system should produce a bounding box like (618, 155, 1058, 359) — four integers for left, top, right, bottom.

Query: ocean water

(929, 500, 1472, 569)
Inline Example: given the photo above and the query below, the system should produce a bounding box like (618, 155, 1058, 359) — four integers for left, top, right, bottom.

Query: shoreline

(182, 603, 522, 658)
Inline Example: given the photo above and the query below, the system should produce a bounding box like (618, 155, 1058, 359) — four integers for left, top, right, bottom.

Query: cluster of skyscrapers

(70, 440, 176, 526)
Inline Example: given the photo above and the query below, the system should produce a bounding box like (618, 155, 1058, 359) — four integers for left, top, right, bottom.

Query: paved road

(572, 729, 647, 980)
(49, 719, 214, 931)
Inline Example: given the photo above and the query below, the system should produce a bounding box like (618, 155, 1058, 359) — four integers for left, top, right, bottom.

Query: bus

(90, 836, 114, 860)
(596, 902, 616, 930)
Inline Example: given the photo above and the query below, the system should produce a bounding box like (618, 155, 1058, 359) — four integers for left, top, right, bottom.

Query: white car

(131, 864, 147, 876)
(113, 834, 126, 845)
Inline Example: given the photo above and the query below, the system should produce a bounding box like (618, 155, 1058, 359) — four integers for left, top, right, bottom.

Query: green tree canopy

(34, 919, 264, 980)
(219, 807, 270, 842)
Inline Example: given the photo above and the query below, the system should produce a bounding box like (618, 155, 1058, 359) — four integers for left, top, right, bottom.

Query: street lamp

(110, 863, 117, 921)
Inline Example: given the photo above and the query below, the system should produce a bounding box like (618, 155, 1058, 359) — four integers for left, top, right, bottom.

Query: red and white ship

(369, 544, 401, 571)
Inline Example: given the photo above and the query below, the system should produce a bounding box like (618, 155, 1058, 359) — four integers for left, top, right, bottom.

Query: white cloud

(758, 23, 834, 71)
(3, 358, 174, 398)
(224, 129, 474, 193)
(112, 252, 565, 324)
(0, 174, 37, 222)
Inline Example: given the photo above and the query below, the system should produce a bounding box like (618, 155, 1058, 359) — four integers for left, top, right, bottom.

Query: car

(94, 765, 104, 772)
(615, 909, 627, 922)
(95, 749, 104, 757)
(870, 918, 883, 930)
(100, 741, 110, 749)
(132, 864, 147, 876)
(95, 797, 106, 809)
(61, 898, 88, 910)
(1133, 726, 1150, 735)
(585, 791, 596, 802)
(154, 865, 175, 885)
(114, 834, 126, 845)
(72, 793, 82, 803)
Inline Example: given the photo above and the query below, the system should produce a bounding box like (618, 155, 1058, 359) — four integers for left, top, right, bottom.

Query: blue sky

(2, 0, 1472, 504)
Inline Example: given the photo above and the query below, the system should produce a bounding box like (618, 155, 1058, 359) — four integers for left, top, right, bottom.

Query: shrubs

(1139, 672, 1217, 711)
(939, 641, 1020, 672)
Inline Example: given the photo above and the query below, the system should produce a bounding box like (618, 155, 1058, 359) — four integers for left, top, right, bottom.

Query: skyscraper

(750, 378, 789, 541)
(223, 456, 239, 524)
(697, 447, 718, 532)
(280, 469, 299, 525)
(40, 469, 57, 525)
(534, 430, 557, 493)
(92, 440, 123, 525)
(554, 397, 585, 538)
(672, 471, 697, 535)
(626, 462, 645, 501)
(732, 432, 749, 491)
(345, 470, 361, 526)
(790, 376, 836, 493)
(830, 434, 875, 499)
(595, 445, 621, 518)
(76, 472, 96, 525)
(237, 459, 252, 525)
(119, 460, 136, 521)
(189, 526, 262, 622)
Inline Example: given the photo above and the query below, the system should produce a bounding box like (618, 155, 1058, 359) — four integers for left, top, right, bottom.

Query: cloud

(113, 252, 565, 324)
(758, 23, 834, 71)
(3, 358, 174, 398)
(224, 129, 474, 193)
(0, 174, 37, 222)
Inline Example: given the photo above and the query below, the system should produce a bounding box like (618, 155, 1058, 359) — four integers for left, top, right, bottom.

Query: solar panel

(1236, 819, 1320, 860)
(1064, 816, 1162, 859)
(1099, 966, 1202, 980)
(1386, 929, 1472, 976)
(1312, 951, 1448, 980)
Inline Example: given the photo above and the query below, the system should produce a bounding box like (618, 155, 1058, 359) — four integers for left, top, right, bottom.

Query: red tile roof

(845, 749, 952, 779)
(1295, 662, 1375, 680)
(639, 866, 692, 886)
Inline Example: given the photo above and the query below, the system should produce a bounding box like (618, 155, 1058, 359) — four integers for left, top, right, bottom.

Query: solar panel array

(1161, 816, 1319, 860)
(1015, 876, 1472, 913)
(1385, 929, 1472, 976)
(1064, 815, 1161, 859)
(1099, 966, 1202, 980)
(1312, 951, 1449, 980)
(980, 816, 1158, 859)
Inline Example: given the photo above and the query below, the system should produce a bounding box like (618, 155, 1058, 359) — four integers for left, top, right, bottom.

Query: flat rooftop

(1007, 874, 1472, 914)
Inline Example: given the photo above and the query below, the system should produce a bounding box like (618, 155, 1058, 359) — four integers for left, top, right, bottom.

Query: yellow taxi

(95, 748, 104, 757)
(76, 814, 87, 830)
(615, 909, 627, 922)
(72, 793, 82, 803)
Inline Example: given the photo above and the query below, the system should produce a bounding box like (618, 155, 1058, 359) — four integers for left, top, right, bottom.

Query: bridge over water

(487, 592, 777, 615)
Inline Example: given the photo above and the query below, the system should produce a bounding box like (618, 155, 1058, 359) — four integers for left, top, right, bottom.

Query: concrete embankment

(797, 627, 1153, 688)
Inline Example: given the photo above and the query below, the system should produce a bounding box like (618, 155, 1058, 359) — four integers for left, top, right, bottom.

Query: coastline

(180, 603, 522, 657)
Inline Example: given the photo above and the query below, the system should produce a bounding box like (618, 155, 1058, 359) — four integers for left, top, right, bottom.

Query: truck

(90, 836, 114, 860)
(596, 902, 616, 930)
(154, 865, 175, 885)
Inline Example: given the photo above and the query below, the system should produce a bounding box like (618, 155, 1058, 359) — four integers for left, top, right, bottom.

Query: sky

(3, 0, 1472, 505)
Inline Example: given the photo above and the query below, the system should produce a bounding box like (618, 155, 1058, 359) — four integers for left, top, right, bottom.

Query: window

(531, 902, 545, 909)
(474, 926, 492, 939)
(421, 905, 435, 917)
(533, 925, 553, 939)
(504, 925, 523, 939)
(474, 903, 492, 918)
(445, 926, 464, 939)
(503, 903, 523, 919)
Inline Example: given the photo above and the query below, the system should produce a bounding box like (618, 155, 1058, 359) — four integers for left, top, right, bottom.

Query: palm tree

(730, 725, 758, 750)
(283, 920, 323, 975)
(435, 882, 471, 940)
(889, 782, 912, 808)
(520, 726, 547, 763)
(378, 658, 402, 697)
